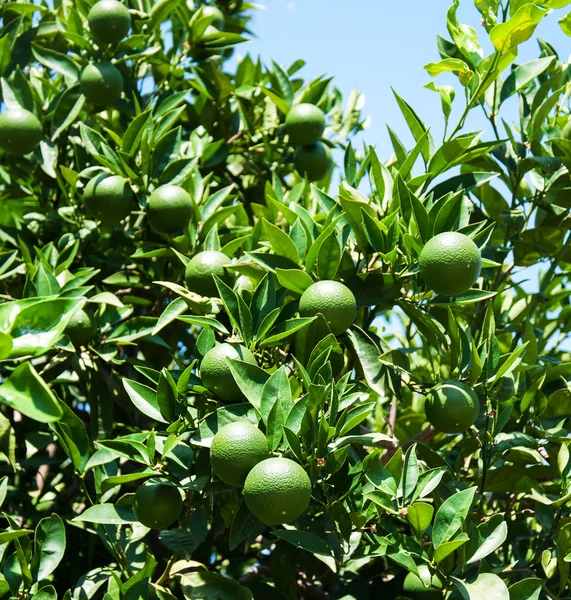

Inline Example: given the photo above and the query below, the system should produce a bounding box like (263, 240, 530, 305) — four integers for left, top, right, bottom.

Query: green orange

(147, 185, 193, 234)
(210, 422, 269, 486)
(285, 103, 325, 146)
(425, 380, 480, 434)
(0, 107, 42, 156)
(419, 231, 481, 296)
(83, 174, 133, 223)
(293, 142, 332, 181)
(200, 343, 257, 402)
(65, 309, 96, 348)
(185, 250, 231, 297)
(88, 0, 131, 45)
(244, 457, 312, 525)
(80, 62, 124, 107)
(133, 480, 182, 530)
(299, 280, 357, 335)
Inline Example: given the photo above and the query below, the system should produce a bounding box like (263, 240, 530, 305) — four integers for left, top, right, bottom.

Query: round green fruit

(293, 142, 332, 181)
(419, 232, 481, 296)
(561, 119, 571, 140)
(185, 250, 231, 297)
(88, 0, 131, 45)
(210, 422, 269, 486)
(285, 103, 325, 146)
(299, 280, 357, 336)
(425, 380, 480, 434)
(65, 309, 96, 348)
(83, 174, 133, 223)
(200, 343, 257, 402)
(80, 62, 124, 107)
(244, 457, 312, 526)
(0, 107, 42, 156)
(403, 565, 444, 599)
(134, 480, 182, 530)
(147, 184, 193, 234)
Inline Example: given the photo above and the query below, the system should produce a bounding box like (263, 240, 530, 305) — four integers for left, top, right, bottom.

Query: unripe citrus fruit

(147, 184, 193, 234)
(80, 62, 124, 107)
(88, 0, 131, 45)
(185, 250, 231, 297)
(202, 5, 225, 29)
(83, 174, 133, 223)
(293, 142, 332, 181)
(419, 231, 481, 296)
(201, 343, 257, 402)
(65, 309, 96, 347)
(210, 422, 269, 486)
(0, 107, 42, 156)
(285, 104, 325, 146)
(133, 480, 182, 530)
(244, 457, 311, 525)
(425, 380, 480, 434)
(403, 565, 444, 599)
(299, 280, 357, 336)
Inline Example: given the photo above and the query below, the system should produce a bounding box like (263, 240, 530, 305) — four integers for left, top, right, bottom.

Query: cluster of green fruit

(285, 103, 333, 181)
(131, 422, 311, 529)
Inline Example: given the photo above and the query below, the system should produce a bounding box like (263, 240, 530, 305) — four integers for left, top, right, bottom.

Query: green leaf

(153, 297, 187, 335)
(180, 572, 253, 600)
(316, 230, 341, 280)
(263, 219, 300, 264)
(260, 367, 292, 425)
(403, 444, 420, 502)
(148, 0, 184, 30)
(430, 290, 497, 305)
(31, 515, 66, 582)
(499, 56, 555, 104)
(0, 530, 33, 544)
(72, 504, 137, 525)
(0, 363, 62, 423)
(346, 327, 384, 395)
(229, 501, 262, 552)
(452, 573, 509, 600)
(123, 379, 168, 424)
(433, 533, 469, 562)
(425, 58, 474, 86)
(275, 268, 314, 294)
(467, 519, 508, 564)
(508, 578, 543, 600)
(392, 88, 432, 161)
(407, 502, 434, 537)
(490, 4, 545, 52)
(272, 530, 331, 557)
(31, 43, 80, 84)
(2, 296, 86, 358)
(260, 317, 316, 348)
(226, 360, 269, 411)
(432, 487, 476, 548)
(338, 401, 376, 437)
(492, 343, 529, 384)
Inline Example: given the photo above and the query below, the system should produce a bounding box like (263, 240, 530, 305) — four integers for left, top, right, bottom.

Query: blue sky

(242, 1, 570, 156)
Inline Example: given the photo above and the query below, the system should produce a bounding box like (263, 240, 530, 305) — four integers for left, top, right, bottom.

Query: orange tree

(0, 1, 571, 599)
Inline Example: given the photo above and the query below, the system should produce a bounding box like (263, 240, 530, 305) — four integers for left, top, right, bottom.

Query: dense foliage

(0, 0, 571, 599)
